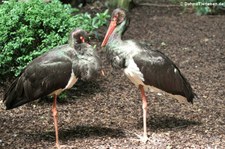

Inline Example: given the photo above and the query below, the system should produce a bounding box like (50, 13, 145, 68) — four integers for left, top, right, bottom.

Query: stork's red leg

(138, 85, 148, 143)
(52, 94, 59, 148)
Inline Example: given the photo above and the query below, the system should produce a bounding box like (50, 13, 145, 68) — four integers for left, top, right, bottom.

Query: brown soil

(0, 2, 225, 149)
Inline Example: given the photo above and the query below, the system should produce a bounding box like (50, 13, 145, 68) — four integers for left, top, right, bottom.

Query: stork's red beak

(101, 19, 117, 47)
(80, 36, 85, 43)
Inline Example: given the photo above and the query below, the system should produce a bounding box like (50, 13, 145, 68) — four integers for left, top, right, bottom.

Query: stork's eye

(111, 9, 126, 24)
(79, 36, 85, 43)
(117, 12, 125, 24)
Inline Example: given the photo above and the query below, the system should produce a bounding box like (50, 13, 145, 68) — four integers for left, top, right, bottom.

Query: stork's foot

(54, 143, 72, 149)
(54, 144, 76, 149)
(136, 133, 150, 143)
(130, 133, 150, 144)
(53, 143, 60, 149)
(53, 144, 66, 149)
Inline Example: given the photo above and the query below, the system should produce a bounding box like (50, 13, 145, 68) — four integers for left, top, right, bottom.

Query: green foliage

(193, 0, 225, 15)
(58, 92, 68, 102)
(0, 0, 109, 78)
(106, 0, 134, 11)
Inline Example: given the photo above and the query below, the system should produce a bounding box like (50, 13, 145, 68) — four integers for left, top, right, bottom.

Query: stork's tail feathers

(3, 78, 28, 110)
(182, 76, 196, 104)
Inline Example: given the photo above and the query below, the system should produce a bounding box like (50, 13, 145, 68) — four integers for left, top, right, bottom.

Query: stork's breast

(124, 58, 145, 87)
(64, 69, 78, 89)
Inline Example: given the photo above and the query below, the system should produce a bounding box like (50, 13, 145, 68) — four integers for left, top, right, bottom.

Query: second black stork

(101, 8, 196, 143)
(4, 29, 102, 148)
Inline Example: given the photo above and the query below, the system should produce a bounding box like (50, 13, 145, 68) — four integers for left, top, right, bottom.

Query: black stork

(101, 8, 196, 143)
(4, 28, 102, 148)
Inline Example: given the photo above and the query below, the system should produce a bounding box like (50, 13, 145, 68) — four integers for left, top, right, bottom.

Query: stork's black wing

(133, 48, 194, 103)
(4, 46, 77, 109)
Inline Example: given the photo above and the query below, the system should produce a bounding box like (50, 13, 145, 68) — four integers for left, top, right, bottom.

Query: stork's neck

(68, 36, 75, 48)
(107, 31, 122, 46)
(74, 44, 101, 81)
(106, 20, 127, 47)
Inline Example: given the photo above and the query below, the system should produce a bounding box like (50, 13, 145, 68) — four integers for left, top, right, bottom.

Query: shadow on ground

(136, 114, 201, 131)
(22, 125, 125, 142)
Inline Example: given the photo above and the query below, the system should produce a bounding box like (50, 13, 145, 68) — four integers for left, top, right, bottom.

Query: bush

(193, 0, 225, 15)
(0, 0, 109, 78)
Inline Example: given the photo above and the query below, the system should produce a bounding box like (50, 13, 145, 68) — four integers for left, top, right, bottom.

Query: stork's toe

(129, 132, 149, 144)
(135, 133, 149, 143)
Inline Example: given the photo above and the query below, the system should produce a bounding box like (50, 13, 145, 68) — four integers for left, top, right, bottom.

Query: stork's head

(101, 8, 129, 47)
(69, 28, 89, 48)
(69, 29, 105, 77)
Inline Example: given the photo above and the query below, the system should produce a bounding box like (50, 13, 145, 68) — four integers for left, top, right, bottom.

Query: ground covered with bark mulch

(0, 1, 225, 149)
